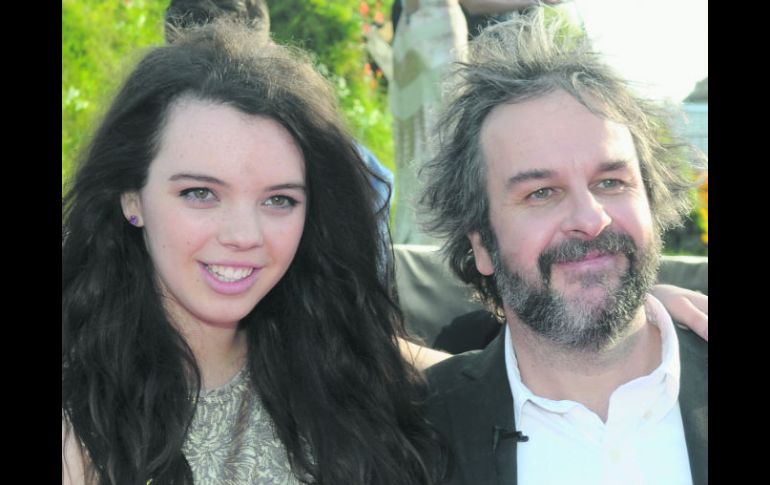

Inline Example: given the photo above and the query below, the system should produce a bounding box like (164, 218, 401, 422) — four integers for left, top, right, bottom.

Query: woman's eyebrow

(168, 173, 228, 186)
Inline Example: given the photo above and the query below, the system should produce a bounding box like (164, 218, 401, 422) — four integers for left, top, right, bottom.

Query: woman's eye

(264, 195, 297, 208)
(180, 188, 215, 202)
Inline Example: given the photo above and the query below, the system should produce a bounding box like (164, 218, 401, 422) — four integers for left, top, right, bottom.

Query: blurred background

(62, 0, 707, 254)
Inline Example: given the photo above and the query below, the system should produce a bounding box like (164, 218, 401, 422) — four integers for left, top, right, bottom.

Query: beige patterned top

(182, 367, 303, 485)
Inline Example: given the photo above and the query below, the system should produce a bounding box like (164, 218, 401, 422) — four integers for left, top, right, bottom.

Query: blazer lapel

(445, 332, 519, 485)
(675, 324, 708, 485)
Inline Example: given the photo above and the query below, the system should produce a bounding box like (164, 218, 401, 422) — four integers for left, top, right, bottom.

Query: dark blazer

(426, 324, 708, 485)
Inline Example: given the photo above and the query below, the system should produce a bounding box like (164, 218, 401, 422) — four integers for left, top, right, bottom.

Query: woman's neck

(161, 296, 249, 389)
(188, 327, 247, 391)
(169, 315, 247, 390)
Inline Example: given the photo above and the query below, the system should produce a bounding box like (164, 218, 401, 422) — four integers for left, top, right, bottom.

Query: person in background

(389, 0, 467, 245)
(164, 0, 271, 43)
(391, 0, 564, 39)
(462, 0, 563, 39)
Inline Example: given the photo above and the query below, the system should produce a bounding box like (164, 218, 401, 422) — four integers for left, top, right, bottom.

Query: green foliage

(62, 0, 396, 191)
(662, 173, 707, 256)
(270, 0, 395, 173)
(62, 0, 167, 189)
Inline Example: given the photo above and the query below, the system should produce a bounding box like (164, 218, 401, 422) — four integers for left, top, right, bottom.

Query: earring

(129, 215, 139, 226)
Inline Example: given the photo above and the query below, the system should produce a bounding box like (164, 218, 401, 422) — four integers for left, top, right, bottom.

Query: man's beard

(490, 230, 661, 351)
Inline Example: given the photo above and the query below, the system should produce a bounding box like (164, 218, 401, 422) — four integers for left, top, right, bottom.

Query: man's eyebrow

(504, 160, 633, 189)
(505, 169, 554, 190)
(168, 173, 228, 186)
(598, 160, 631, 172)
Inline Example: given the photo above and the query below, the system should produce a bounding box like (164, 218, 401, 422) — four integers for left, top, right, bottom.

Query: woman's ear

(468, 231, 494, 276)
(120, 192, 144, 227)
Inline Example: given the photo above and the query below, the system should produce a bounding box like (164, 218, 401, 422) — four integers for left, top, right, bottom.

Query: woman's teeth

(206, 265, 255, 282)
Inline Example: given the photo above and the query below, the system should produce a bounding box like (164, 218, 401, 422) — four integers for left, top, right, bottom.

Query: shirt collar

(504, 293, 681, 425)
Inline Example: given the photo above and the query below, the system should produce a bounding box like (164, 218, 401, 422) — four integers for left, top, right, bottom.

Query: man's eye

(528, 188, 553, 200)
(597, 179, 623, 190)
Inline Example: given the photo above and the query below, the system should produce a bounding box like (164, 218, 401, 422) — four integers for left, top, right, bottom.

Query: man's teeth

(206, 265, 255, 282)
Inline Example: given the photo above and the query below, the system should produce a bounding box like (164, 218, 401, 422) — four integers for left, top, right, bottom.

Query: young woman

(62, 22, 443, 485)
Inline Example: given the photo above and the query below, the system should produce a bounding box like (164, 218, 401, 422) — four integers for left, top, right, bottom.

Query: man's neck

(507, 302, 662, 422)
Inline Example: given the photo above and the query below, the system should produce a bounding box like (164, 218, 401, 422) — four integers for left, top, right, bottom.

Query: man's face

(468, 90, 660, 350)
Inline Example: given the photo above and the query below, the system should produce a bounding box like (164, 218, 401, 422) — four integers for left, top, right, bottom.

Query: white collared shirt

(504, 294, 693, 485)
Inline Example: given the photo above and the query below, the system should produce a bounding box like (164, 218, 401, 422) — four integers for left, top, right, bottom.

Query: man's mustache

(538, 231, 637, 282)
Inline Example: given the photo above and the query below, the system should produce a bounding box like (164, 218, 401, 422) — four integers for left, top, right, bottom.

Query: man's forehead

(480, 90, 629, 139)
(479, 90, 638, 172)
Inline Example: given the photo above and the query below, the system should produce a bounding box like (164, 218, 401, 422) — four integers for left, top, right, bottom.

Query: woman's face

(121, 98, 306, 330)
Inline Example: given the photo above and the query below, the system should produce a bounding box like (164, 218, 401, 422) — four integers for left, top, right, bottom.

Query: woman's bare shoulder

(62, 416, 90, 485)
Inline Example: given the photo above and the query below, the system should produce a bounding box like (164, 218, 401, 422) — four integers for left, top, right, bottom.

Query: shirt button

(643, 410, 653, 419)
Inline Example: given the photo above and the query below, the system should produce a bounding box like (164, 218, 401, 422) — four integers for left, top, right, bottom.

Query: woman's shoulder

(62, 416, 90, 485)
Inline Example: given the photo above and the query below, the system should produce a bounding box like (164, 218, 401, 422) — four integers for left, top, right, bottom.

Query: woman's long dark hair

(63, 21, 444, 485)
